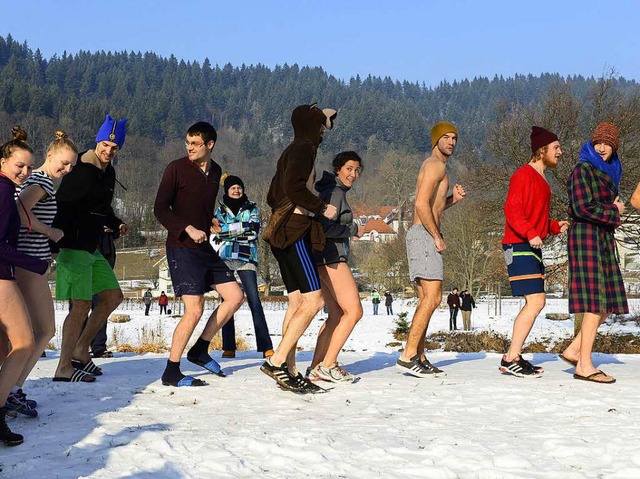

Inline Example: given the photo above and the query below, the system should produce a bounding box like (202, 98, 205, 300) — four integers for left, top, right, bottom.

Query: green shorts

(55, 248, 120, 300)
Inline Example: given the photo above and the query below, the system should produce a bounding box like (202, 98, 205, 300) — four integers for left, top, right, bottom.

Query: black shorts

(271, 236, 321, 294)
(166, 246, 235, 297)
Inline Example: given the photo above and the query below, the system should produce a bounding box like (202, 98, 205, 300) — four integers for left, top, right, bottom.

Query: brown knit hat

(530, 126, 558, 153)
(591, 122, 619, 152)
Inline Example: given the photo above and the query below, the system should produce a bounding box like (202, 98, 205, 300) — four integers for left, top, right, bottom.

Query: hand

(185, 225, 207, 244)
(558, 221, 569, 233)
(119, 223, 129, 235)
(210, 218, 221, 234)
(529, 236, 543, 248)
(323, 204, 338, 220)
(103, 226, 113, 233)
(453, 184, 466, 203)
(48, 227, 64, 243)
(434, 236, 447, 252)
(614, 196, 625, 216)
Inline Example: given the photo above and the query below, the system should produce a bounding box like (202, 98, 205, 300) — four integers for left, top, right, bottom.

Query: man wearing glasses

(154, 122, 244, 387)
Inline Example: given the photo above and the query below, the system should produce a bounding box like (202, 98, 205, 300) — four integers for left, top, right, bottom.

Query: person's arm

(444, 184, 466, 210)
(415, 161, 447, 251)
(568, 164, 621, 227)
(282, 143, 326, 215)
(321, 189, 356, 239)
(17, 183, 64, 242)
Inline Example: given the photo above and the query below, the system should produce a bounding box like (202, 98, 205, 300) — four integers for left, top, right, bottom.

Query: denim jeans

(222, 270, 273, 352)
(373, 303, 379, 315)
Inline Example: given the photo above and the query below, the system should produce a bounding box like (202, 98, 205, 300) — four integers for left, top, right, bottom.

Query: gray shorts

(406, 224, 444, 281)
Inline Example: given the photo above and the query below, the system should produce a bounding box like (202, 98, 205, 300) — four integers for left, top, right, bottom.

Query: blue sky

(4, 0, 638, 86)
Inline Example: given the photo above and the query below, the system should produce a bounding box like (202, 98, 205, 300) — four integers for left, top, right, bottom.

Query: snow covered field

(2, 299, 640, 478)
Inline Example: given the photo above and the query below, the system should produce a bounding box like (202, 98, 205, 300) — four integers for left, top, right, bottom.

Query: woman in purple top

(0, 126, 48, 447)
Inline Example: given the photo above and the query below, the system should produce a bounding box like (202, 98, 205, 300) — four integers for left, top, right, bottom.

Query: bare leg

(562, 314, 607, 363)
(14, 268, 56, 387)
(402, 279, 441, 361)
(505, 292, 545, 362)
(281, 291, 304, 373)
(168, 295, 204, 362)
(73, 288, 123, 363)
(55, 299, 92, 378)
(311, 263, 362, 368)
(0, 281, 35, 404)
(574, 312, 613, 379)
(270, 290, 324, 372)
(200, 282, 244, 341)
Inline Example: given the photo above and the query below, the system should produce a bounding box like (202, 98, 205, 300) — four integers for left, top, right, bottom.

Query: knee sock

(187, 338, 211, 362)
(161, 360, 185, 383)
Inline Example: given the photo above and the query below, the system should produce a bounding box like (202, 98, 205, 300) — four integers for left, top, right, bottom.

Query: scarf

(579, 141, 622, 189)
(223, 194, 248, 216)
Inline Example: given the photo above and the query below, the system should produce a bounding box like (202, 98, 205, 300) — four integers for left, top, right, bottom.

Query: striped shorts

(503, 243, 545, 296)
(271, 235, 321, 294)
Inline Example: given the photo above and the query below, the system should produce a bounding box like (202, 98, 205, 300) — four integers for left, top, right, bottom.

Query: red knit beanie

(591, 122, 619, 152)
(530, 126, 558, 153)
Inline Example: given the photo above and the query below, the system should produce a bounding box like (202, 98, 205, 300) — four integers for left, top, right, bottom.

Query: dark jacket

(154, 157, 222, 251)
(0, 174, 49, 279)
(447, 293, 460, 308)
(460, 293, 475, 311)
(266, 105, 330, 250)
(384, 292, 393, 306)
(313, 171, 358, 265)
(52, 151, 123, 253)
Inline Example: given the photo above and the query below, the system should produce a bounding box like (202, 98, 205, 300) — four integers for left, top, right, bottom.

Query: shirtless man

(397, 121, 466, 377)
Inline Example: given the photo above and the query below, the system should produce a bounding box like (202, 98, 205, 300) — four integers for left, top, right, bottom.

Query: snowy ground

(2, 299, 640, 478)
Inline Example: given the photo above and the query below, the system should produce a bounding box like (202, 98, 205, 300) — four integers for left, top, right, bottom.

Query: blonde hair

(530, 145, 548, 163)
(47, 130, 78, 155)
(1, 125, 33, 160)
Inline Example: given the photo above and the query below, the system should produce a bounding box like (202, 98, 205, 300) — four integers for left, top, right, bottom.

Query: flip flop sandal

(72, 359, 103, 376)
(52, 369, 97, 383)
(162, 375, 207, 387)
(573, 370, 616, 384)
(187, 356, 226, 377)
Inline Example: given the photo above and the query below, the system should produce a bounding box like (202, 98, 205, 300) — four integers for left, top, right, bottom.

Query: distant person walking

(154, 121, 243, 387)
(500, 126, 568, 378)
(447, 288, 460, 331)
(158, 291, 169, 315)
(0, 127, 49, 446)
(371, 289, 380, 315)
(459, 290, 476, 331)
(212, 175, 274, 359)
(384, 291, 394, 315)
(397, 121, 466, 378)
(143, 289, 153, 316)
(561, 123, 627, 384)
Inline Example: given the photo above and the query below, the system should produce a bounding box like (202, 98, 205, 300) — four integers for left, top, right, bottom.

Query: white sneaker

(315, 363, 357, 383)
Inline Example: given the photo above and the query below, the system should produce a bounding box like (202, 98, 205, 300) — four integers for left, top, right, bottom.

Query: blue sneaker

(5, 394, 38, 418)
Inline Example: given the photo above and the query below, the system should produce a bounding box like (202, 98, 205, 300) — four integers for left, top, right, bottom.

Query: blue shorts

(166, 246, 235, 297)
(271, 236, 320, 294)
(503, 243, 545, 296)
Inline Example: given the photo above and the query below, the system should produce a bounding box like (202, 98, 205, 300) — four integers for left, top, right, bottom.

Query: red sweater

(502, 164, 561, 244)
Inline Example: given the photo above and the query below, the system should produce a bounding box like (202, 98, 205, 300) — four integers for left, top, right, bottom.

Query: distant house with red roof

(351, 202, 413, 243)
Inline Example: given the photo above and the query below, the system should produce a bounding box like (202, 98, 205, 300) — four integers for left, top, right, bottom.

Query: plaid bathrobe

(567, 162, 628, 314)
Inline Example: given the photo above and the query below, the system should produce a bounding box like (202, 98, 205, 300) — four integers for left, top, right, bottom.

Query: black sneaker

(519, 357, 544, 373)
(292, 373, 327, 393)
(396, 355, 441, 378)
(260, 359, 303, 392)
(499, 355, 542, 378)
(419, 357, 447, 377)
(0, 407, 24, 446)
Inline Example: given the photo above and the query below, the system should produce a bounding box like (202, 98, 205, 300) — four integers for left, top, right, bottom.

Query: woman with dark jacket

(307, 151, 363, 383)
(0, 127, 48, 446)
(459, 290, 476, 330)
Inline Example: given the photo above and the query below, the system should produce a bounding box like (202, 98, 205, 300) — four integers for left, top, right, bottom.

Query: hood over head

(291, 103, 337, 146)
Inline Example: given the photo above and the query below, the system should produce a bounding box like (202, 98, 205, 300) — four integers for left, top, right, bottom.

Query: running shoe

(292, 373, 327, 393)
(519, 356, 544, 373)
(14, 389, 36, 409)
(315, 363, 357, 383)
(396, 355, 443, 378)
(419, 357, 446, 377)
(499, 355, 543, 378)
(5, 394, 38, 418)
(260, 359, 303, 392)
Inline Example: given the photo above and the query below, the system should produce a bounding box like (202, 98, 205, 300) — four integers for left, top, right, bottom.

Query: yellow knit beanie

(431, 122, 458, 149)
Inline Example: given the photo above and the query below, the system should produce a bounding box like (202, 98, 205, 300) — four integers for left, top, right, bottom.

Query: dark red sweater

(503, 164, 561, 244)
(154, 157, 221, 250)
